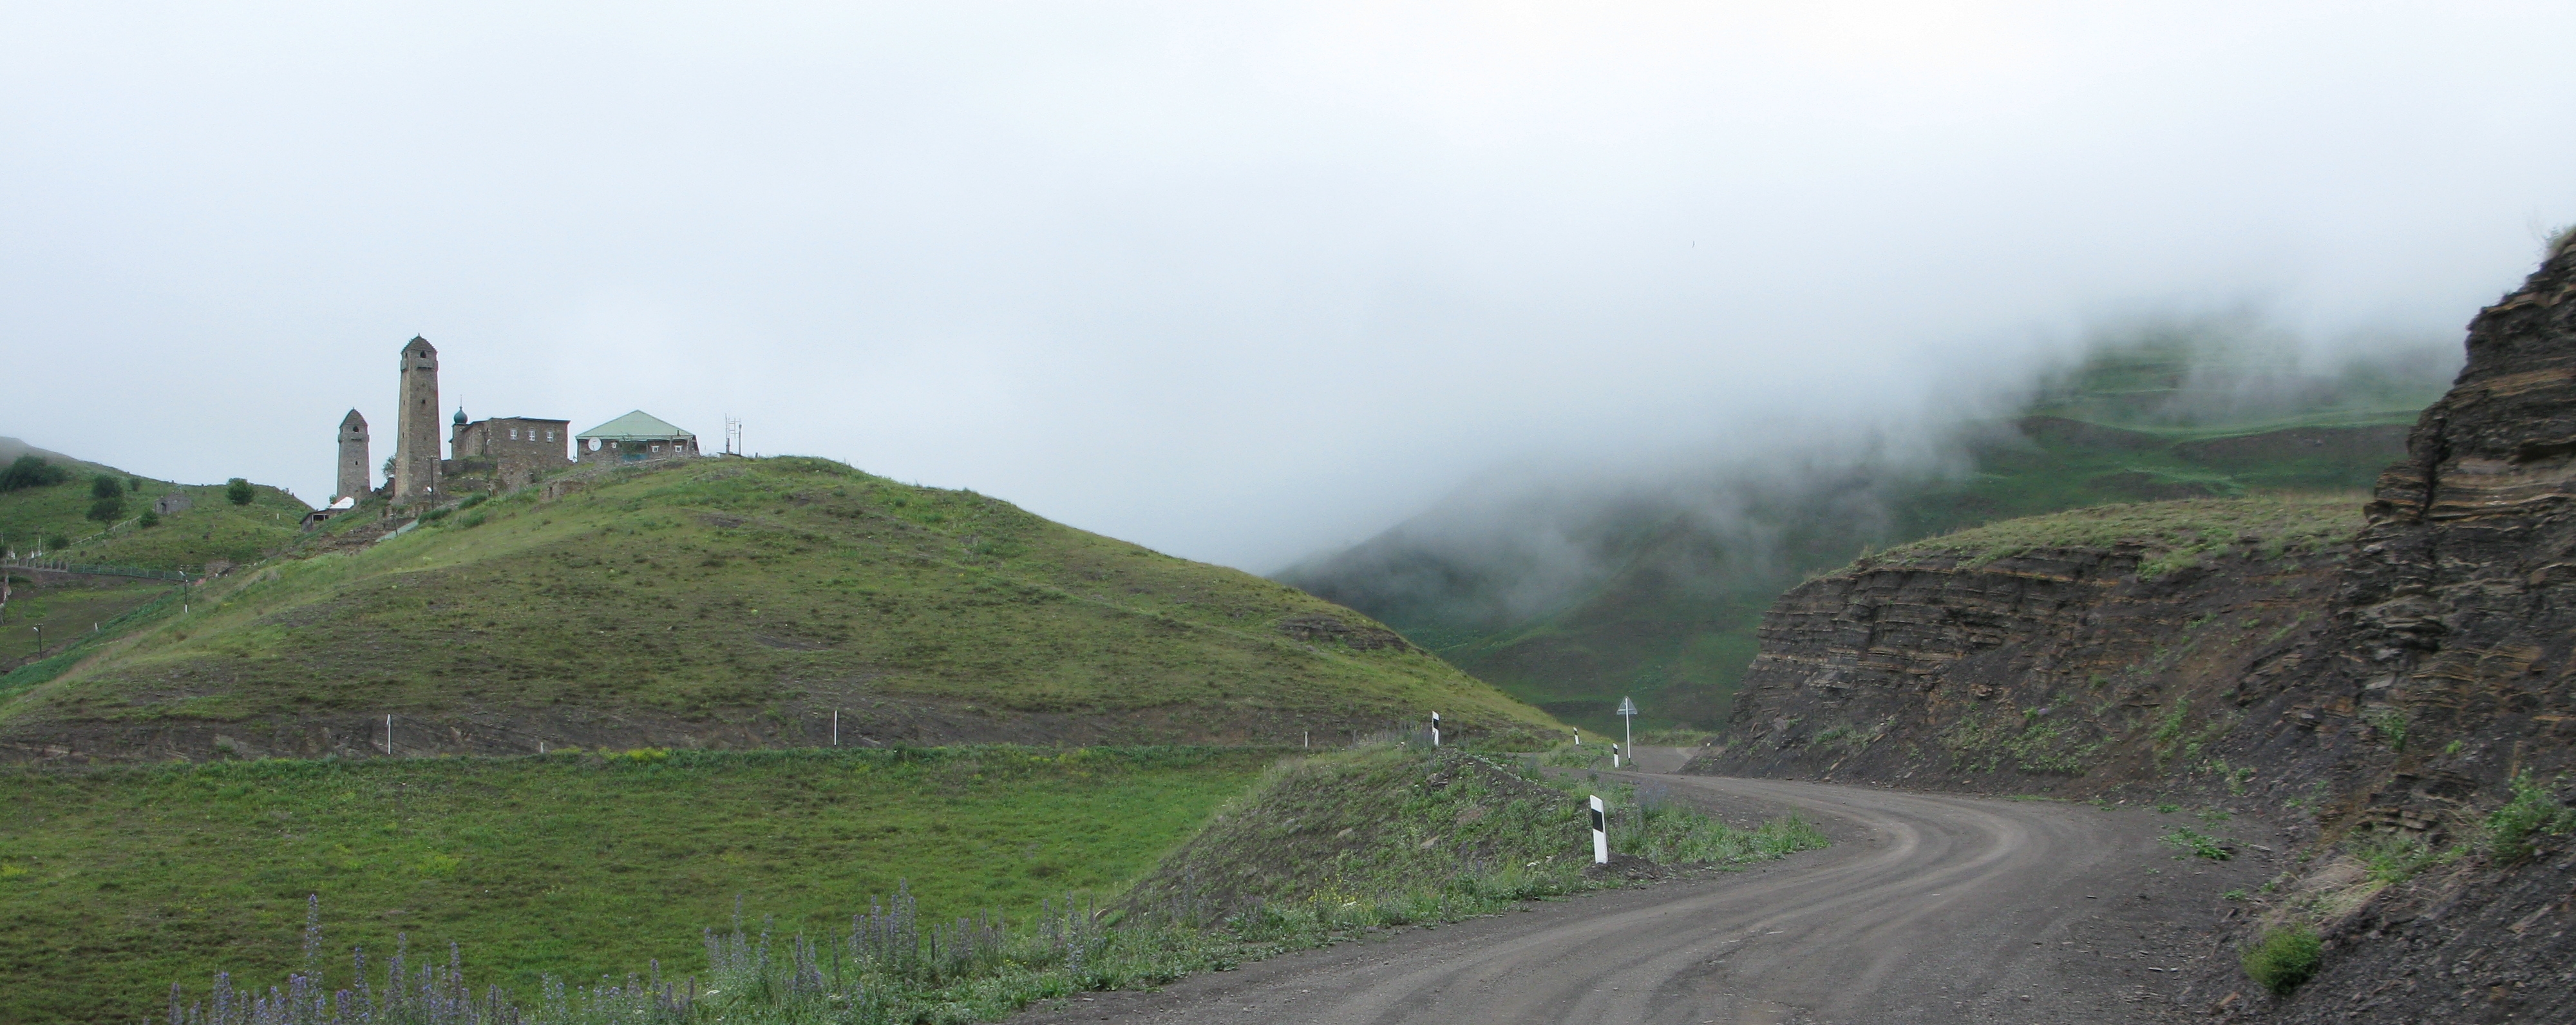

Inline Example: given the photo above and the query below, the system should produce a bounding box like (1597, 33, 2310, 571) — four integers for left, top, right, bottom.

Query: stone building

(448, 410, 573, 492)
(392, 336, 443, 506)
(577, 411, 699, 463)
(336, 409, 370, 503)
(153, 493, 191, 515)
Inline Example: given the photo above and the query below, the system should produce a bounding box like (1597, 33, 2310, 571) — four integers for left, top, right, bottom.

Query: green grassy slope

(0, 579, 177, 666)
(0, 437, 308, 571)
(4, 457, 1557, 747)
(1124, 745, 1826, 924)
(0, 746, 1271, 1024)
(1294, 340, 2445, 734)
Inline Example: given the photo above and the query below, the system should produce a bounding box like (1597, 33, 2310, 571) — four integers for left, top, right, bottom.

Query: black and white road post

(1589, 795, 1609, 865)
(1430, 711, 1441, 747)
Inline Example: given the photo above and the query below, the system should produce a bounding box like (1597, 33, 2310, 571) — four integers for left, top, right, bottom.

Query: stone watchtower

(336, 409, 370, 503)
(393, 336, 443, 506)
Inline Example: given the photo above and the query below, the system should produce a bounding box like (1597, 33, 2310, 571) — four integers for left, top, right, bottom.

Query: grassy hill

(0, 745, 1273, 1024)
(1284, 336, 2447, 734)
(0, 436, 310, 572)
(1, 456, 1558, 755)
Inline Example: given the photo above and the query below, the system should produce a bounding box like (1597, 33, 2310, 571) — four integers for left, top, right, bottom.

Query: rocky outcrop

(1694, 540, 2347, 794)
(1698, 235, 2576, 1021)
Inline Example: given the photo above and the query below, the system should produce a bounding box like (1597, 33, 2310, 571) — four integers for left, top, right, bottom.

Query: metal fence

(1, 557, 194, 582)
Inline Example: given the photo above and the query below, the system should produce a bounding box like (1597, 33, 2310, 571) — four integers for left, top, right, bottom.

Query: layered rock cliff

(1692, 497, 2360, 796)
(1696, 235, 2576, 1021)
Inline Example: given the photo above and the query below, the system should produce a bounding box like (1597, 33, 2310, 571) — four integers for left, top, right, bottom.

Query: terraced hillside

(0, 457, 1557, 760)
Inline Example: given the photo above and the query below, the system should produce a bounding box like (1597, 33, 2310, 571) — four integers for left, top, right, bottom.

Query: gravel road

(1018, 755, 2282, 1024)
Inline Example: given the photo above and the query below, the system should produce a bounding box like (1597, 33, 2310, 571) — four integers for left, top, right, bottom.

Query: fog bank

(1, 3, 2567, 570)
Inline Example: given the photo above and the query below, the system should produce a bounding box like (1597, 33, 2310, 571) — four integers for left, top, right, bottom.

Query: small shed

(576, 410, 700, 463)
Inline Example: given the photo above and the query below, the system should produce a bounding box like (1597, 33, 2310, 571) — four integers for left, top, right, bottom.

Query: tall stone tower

(393, 336, 442, 506)
(336, 409, 370, 503)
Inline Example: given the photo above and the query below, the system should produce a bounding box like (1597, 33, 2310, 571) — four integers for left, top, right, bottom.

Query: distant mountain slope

(1282, 337, 2450, 733)
(0, 457, 1557, 760)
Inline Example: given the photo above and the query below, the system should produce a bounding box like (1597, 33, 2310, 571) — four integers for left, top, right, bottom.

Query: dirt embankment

(1696, 237, 2576, 1021)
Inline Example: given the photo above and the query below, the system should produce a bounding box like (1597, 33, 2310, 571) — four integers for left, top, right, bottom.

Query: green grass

(5, 456, 1558, 742)
(1126, 746, 1826, 923)
(2483, 772, 2576, 863)
(149, 744, 1823, 1025)
(1866, 494, 2361, 573)
(2242, 923, 2322, 995)
(2160, 827, 2233, 860)
(0, 446, 308, 572)
(0, 745, 1273, 1024)
(0, 578, 177, 666)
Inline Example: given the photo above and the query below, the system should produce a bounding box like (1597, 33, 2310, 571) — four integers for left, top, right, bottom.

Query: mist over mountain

(1278, 314, 2461, 730)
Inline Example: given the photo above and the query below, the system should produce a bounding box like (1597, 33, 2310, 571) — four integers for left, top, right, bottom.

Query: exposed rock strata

(1694, 544, 2346, 794)
(1696, 235, 2576, 1022)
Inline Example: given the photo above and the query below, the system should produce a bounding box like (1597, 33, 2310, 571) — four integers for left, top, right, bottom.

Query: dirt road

(1019, 759, 2280, 1024)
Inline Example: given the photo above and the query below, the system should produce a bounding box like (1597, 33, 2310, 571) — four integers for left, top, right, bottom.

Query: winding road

(1019, 753, 2279, 1025)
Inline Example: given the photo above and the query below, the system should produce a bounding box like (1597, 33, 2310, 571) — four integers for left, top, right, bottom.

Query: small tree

(225, 477, 255, 506)
(139, 509, 161, 529)
(128, 477, 142, 492)
(87, 495, 126, 523)
(91, 474, 122, 500)
(0, 455, 71, 492)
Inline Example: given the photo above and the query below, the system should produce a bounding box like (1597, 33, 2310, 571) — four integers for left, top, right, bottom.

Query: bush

(2160, 827, 2232, 860)
(224, 477, 254, 505)
(2485, 772, 2576, 863)
(138, 510, 160, 529)
(2354, 831, 2456, 885)
(86, 495, 125, 523)
(0, 455, 70, 492)
(90, 474, 122, 500)
(43, 533, 68, 550)
(2242, 924, 2322, 994)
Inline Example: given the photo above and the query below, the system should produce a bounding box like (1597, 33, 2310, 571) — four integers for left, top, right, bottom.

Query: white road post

(1589, 795, 1609, 865)
(1617, 696, 1639, 767)
(1430, 711, 1441, 747)
(383, 714, 393, 756)
(831, 707, 840, 747)
(1572, 727, 1580, 746)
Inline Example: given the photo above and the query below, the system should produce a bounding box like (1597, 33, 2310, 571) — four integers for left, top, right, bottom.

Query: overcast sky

(5, 2, 2570, 570)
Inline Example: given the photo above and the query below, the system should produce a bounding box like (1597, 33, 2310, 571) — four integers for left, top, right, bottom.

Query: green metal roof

(576, 410, 695, 441)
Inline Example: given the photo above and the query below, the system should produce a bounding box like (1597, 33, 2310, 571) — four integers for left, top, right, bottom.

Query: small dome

(453, 407, 468, 425)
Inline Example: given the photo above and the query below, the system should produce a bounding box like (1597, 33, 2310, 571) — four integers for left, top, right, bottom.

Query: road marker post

(1616, 696, 1638, 765)
(1430, 711, 1441, 747)
(1589, 795, 1609, 865)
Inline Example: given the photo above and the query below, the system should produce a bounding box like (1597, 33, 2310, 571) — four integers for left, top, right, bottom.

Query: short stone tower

(393, 336, 442, 506)
(336, 409, 370, 502)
